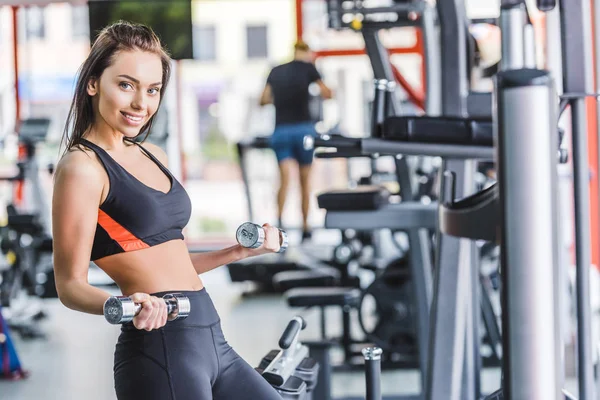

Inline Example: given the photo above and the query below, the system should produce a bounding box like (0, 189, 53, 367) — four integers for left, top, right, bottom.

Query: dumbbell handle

(103, 295, 186, 324)
(130, 298, 179, 317)
(236, 222, 288, 253)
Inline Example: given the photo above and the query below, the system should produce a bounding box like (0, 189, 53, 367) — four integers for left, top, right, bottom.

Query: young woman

(52, 21, 283, 399)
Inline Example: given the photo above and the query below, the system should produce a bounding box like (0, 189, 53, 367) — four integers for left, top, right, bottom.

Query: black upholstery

(227, 253, 312, 292)
(315, 148, 366, 159)
(470, 119, 494, 146)
(285, 287, 362, 308)
(383, 116, 494, 146)
(7, 214, 44, 236)
(317, 185, 390, 211)
(37, 237, 53, 252)
(273, 268, 340, 291)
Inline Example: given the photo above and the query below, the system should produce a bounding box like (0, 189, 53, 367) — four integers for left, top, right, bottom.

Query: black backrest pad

(317, 185, 391, 211)
(382, 116, 493, 146)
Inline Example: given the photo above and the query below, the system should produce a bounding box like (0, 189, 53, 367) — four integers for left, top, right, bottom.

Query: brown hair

(61, 20, 171, 154)
(294, 40, 310, 52)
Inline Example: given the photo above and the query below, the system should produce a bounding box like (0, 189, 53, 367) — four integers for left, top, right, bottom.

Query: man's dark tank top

(267, 60, 322, 126)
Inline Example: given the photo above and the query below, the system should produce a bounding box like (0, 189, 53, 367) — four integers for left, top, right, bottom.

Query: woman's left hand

(243, 223, 282, 257)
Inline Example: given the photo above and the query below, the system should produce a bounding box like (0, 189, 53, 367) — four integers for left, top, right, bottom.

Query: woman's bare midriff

(95, 239, 204, 296)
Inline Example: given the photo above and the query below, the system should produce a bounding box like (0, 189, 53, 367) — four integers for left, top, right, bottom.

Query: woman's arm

(190, 245, 249, 275)
(52, 151, 113, 315)
(190, 224, 282, 275)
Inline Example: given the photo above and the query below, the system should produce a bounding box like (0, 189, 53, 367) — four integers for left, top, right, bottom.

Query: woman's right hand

(130, 293, 168, 331)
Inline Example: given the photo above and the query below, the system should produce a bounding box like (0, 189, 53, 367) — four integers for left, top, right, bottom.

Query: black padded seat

(227, 250, 313, 293)
(7, 214, 44, 236)
(285, 287, 362, 308)
(273, 268, 341, 291)
(317, 185, 390, 211)
(382, 116, 493, 146)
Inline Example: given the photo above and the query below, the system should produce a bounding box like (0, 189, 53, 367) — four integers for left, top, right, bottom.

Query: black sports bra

(79, 138, 192, 261)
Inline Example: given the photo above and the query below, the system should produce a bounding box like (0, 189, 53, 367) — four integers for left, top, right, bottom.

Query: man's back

(267, 60, 321, 126)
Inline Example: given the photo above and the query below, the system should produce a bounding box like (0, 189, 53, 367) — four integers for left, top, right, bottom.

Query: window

(246, 25, 268, 59)
(26, 7, 45, 40)
(71, 5, 90, 39)
(194, 25, 216, 62)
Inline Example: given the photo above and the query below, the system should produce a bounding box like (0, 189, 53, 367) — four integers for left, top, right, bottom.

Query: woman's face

(87, 49, 163, 138)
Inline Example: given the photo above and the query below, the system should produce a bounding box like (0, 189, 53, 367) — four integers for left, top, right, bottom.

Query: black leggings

(113, 288, 282, 400)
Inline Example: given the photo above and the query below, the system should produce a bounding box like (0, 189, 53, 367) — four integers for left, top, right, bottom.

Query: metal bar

(337, 3, 426, 16)
(295, 0, 303, 40)
(500, 3, 526, 70)
(435, 0, 469, 116)
(417, 28, 427, 104)
(391, 64, 425, 111)
(324, 203, 438, 231)
(523, 23, 536, 68)
(545, 7, 567, 394)
(495, 69, 561, 400)
(175, 60, 187, 183)
(313, 46, 421, 59)
(406, 227, 433, 390)
(363, 347, 383, 400)
(595, 1, 600, 260)
(12, 6, 20, 124)
(395, 156, 415, 201)
(464, 241, 480, 399)
(559, 0, 596, 397)
(236, 142, 254, 222)
(560, 0, 593, 92)
(421, 5, 442, 116)
(426, 158, 475, 400)
(309, 342, 333, 400)
(572, 97, 596, 400)
(361, 139, 495, 160)
(362, 28, 397, 84)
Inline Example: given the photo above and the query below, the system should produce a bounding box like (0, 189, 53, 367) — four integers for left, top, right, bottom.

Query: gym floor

(0, 233, 580, 399)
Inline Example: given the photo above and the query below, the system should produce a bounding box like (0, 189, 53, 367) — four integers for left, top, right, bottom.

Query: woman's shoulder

(54, 145, 105, 185)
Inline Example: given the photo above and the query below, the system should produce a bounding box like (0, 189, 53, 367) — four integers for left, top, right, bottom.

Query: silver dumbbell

(235, 222, 289, 253)
(103, 293, 191, 325)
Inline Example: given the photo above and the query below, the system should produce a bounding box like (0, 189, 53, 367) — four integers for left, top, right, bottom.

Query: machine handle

(279, 316, 306, 349)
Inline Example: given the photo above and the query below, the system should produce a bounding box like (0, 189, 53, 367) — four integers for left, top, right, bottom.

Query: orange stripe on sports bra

(97, 209, 150, 252)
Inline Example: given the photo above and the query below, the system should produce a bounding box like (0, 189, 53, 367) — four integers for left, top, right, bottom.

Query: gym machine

(294, 0, 504, 383)
(487, 0, 593, 398)
(303, 0, 555, 399)
(0, 118, 55, 340)
(278, 0, 443, 372)
(440, 0, 596, 398)
(256, 316, 386, 400)
(307, 0, 597, 399)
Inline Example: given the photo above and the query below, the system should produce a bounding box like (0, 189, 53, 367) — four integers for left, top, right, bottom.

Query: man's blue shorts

(270, 122, 317, 165)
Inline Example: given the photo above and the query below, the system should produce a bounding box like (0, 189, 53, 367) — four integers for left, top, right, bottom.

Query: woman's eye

(149, 88, 161, 95)
(119, 82, 133, 90)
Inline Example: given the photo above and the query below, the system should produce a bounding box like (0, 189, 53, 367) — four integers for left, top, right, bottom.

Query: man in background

(259, 40, 333, 241)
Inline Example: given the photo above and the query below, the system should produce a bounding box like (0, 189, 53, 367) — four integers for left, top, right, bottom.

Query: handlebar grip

(278, 316, 306, 349)
(304, 134, 361, 151)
